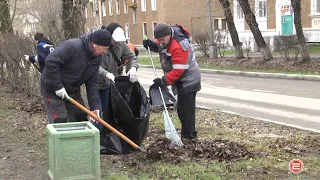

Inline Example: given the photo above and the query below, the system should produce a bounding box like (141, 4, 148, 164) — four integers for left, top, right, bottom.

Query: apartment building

(85, 0, 226, 45)
(85, 0, 158, 44)
(85, 0, 320, 49)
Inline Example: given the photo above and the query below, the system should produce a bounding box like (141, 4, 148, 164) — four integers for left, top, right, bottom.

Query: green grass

(138, 57, 320, 75)
(199, 65, 319, 75)
(139, 45, 320, 56)
(305, 45, 320, 53)
(213, 45, 320, 56)
(138, 57, 161, 67)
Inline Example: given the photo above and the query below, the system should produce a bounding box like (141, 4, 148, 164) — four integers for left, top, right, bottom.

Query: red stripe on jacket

(165, 39, 189, 85)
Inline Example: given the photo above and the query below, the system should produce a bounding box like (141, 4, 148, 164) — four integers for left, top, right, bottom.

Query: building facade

(86, 0, 158, 45)
(86, 0, 320, 50)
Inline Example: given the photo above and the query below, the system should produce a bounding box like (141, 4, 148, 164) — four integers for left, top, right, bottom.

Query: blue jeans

(95, 88, 110, 130)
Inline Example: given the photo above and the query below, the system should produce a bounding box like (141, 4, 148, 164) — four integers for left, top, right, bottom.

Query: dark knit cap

(106, 23, 122, 34)
(100, 25, 108, 30)
(34, 33, 44, 41)
(90, 29, 112, 46)
(154, 23, 171, 38)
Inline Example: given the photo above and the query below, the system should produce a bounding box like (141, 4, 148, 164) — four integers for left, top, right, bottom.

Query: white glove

(106, 72, 115, 82)
(55, 87, 69, 99)
(127, 67, 138, 82)
(24, 55, 29, 61)
(89, 110, 100, 123)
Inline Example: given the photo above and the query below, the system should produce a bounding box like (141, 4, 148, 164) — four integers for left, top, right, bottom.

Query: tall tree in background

(291, 0, 310, 62)
(219, 0, 244, 59)
(62, 0, 89, 39)
(238, 0, 273, 61)
(0, 0, 13, 33)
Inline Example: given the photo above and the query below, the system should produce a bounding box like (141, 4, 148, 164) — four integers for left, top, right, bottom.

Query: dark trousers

(177, 92, 197, 139)
(96, 88, 112, 130)
(44, 93, 87, 124)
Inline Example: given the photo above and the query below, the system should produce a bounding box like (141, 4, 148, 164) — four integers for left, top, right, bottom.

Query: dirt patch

(145, 138, 252, 163)
(0, 84, 48, 180)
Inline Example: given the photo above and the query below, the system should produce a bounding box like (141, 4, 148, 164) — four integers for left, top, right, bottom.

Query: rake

(67, 96, 145, 152)
(147, 46, 183, 147)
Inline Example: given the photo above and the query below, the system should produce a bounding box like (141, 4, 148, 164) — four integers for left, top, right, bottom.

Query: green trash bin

(46, 121, 101, 180)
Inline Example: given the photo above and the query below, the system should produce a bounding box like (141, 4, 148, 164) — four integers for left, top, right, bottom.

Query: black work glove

(153, 77, 165, 87)
(143, 39, 151, 50)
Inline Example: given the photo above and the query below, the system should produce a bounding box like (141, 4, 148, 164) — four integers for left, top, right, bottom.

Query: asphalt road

(137, 67, 320, 133)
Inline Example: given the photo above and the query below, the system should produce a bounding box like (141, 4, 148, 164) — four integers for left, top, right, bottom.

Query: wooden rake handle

(67, 96, 145, 152)
(31, 62, 41, 73)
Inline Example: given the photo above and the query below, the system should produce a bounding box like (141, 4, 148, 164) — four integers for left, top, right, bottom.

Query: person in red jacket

(143, 23, 201, 140)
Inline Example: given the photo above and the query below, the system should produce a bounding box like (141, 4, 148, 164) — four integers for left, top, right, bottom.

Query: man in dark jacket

(143, 23, 201, 140)
(41, 29, 112, 124)
(24, 33, 54, 73)
(95, 23, 139, 129)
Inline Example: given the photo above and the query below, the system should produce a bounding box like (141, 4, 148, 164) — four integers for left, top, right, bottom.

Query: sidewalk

(139, 64, 320, 81)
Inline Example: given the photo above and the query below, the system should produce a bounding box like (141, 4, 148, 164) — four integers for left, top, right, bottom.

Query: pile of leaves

(22, 98, 45, 114)
(145, 138, 252, 163)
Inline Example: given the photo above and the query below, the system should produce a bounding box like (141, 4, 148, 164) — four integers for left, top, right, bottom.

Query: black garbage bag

(100, 76, 150, 154)
(149, 84, 176, 109)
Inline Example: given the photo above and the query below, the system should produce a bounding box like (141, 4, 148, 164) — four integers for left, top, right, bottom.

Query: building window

(214, 19, 219, 29)
(236, 2, 243, 19)
(141, 0, 146, 12)
(317, 0, 320, 13)
(152, 22, 157, 37)
(311, 0, 320, 15)
(116, 0, 120, 15)
(221, 19, 227, 29)
(213, 19, 227, 30)
(124, 0, 128, 14)
(151, 0, 156, 11)
(258, 0, 266, 18)
(125, 23, 130, 39)
(133, 9, 137, 24)
(142, 22, 147, 37)
(102, 2, 107, 17)
(109, 0, 113, 16)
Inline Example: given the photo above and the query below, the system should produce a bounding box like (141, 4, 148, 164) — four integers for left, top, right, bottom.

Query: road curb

(139, 64, 320, 81)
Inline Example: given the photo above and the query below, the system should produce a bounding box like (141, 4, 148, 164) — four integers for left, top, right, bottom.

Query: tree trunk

(219, 0, 244, 59)
(238, 0, 273, 60)
(62, 0, 88, 39)
(0, 0, 13, 33)
(291, 0, 310, 63)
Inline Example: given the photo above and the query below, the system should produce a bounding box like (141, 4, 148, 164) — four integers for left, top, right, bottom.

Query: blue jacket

(29, 41, 54, 73)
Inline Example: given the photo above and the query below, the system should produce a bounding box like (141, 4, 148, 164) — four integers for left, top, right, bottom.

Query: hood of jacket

(80, 33, 94, 57)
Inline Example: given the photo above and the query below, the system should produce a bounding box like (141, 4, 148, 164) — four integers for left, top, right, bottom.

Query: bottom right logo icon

(289, 159, 303, 174)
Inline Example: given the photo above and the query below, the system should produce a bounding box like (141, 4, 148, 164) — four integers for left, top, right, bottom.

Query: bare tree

(0, 0, 13, 33)
(11, 0, 86, 43)
(291, 0, 310, 63)
(62, 0, 89, 39)
(193, 31, 210, 57)
(238, 0, 273, 61)
(219, 0, 244, 59)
